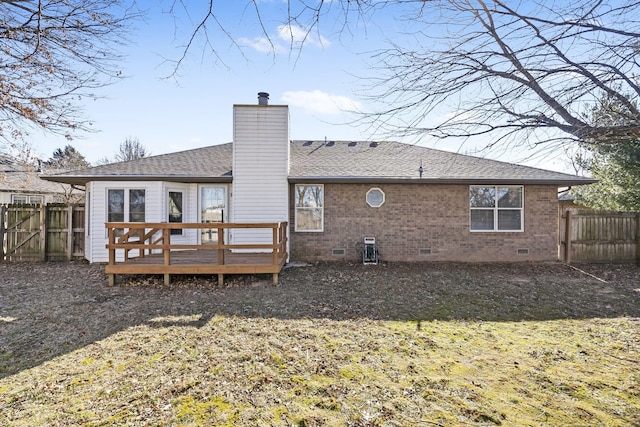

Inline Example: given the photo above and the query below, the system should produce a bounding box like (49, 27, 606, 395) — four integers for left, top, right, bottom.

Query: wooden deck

(105, 222, 288, 286)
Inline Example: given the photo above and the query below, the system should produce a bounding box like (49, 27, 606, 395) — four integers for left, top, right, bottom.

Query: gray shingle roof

(43, 140, 595, 186)
(1, 156, 80, 196)
(43, 144, 233, 185)
(0, 171, 74, 195)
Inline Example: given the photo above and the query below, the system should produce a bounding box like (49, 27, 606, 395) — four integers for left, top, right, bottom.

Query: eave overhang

(287, 176, 598, 186)
(41, 174, 234, 186)
(42, 174, 596, 187)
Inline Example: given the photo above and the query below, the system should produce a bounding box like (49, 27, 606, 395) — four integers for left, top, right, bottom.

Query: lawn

(1, 261, 639, 426)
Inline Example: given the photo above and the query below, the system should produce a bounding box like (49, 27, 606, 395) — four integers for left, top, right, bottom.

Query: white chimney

(231, 93, 289, 251)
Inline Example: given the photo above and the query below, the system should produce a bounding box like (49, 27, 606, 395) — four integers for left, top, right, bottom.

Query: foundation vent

(332, 248, 346, 256)
(517, 248, 529, 255)
(419, 248, 432, 255)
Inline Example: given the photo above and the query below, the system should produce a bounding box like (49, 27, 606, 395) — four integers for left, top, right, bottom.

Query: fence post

(564, 210, 572, 264)
(39, 204, 46, 261)
(636, 213, 640, 267)
(66, 205, 74, 260)
(0, 205, 5, 262)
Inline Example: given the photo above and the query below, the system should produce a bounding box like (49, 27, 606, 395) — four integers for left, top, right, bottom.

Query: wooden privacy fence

(560, 209, 640, 264)
(0, 203, 85, 261)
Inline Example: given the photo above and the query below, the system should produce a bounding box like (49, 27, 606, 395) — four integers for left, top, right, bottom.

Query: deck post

(272, 273, 278, 286)
(163, 227, 171, 285)
(217, 225, 224, 265)
(107, 226, 116, 286)
(218, 273, 224, 286)
(272, 225, 278, 267)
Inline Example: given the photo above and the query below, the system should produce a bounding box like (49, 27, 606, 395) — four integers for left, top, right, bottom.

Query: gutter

(41, 175, 234, 186)
(287, 176, 598, 186)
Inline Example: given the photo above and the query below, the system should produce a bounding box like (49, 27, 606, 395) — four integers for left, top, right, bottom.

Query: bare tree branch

(0, 0, 141, 150)
(357, 0, 640, 147)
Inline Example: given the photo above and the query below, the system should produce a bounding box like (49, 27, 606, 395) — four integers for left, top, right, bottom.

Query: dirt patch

(1, 261, 639, 377)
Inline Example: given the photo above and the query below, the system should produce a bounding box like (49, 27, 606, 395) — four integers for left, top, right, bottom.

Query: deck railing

(105, 222, 288, 285)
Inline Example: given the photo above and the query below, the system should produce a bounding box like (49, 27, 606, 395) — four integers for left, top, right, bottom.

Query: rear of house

(43, 93, 595, 265)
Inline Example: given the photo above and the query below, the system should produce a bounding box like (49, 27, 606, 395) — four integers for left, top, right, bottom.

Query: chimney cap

(258, 92, 269, 105)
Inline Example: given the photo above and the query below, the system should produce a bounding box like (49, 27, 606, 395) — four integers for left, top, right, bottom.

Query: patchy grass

(0, 261, 639, 426)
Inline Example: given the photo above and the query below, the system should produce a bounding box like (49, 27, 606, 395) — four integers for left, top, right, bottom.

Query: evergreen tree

(573, 95, 640, 211)
(45, 145, 91, 171)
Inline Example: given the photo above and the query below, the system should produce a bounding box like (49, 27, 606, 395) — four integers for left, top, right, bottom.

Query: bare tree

(0, 0, 140, 151)
(177, 0, 640, 150)
(360, 0, 640, 149)
(164, 0, 381, 73)
(114, 137, 149, 162)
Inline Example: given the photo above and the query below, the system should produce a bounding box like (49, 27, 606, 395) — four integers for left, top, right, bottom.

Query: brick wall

(289, 183, 558, 262)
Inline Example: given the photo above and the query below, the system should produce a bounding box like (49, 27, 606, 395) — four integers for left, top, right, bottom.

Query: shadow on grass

(1, 260, 639, 378)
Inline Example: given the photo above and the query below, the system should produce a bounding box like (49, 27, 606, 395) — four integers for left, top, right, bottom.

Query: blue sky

(29, 1, 575, 173)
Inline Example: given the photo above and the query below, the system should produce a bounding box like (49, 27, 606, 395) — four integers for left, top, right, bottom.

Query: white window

(295, 184, 324, 232)
(366, 188, 385, 208)
(107, 189, 146, 237)
(11, 194, 44, 204)
(470, 186, 523, 232)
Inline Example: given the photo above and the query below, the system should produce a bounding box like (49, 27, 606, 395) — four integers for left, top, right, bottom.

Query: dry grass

(1, 261, 639, 426)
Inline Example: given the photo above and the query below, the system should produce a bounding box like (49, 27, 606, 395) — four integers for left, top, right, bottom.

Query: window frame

(294, 184, 324, 232)
(11, 194, 44, 204)
(366, 187, 385, 208)
(469, 185, 524, 232)
(106, 188, 146, 238)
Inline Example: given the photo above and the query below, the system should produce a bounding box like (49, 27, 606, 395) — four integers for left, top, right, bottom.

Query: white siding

(232, 105, 289, 248)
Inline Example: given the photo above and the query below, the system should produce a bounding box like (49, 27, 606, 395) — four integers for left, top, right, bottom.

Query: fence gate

(1, 204, 85, 261)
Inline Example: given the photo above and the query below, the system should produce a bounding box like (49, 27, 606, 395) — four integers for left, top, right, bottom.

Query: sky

(28, 1, 577, 173)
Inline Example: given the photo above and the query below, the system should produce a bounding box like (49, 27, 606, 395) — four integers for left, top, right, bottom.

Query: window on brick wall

(295, 184, 324, 232)
(470, 186, 523, 231)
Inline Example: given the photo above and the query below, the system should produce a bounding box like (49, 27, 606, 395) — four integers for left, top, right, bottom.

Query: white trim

(294, 184, 324, 232)
(469, 185, 524, 232)
(105, 187, 147, 238)
(366, 187, 385, 208)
